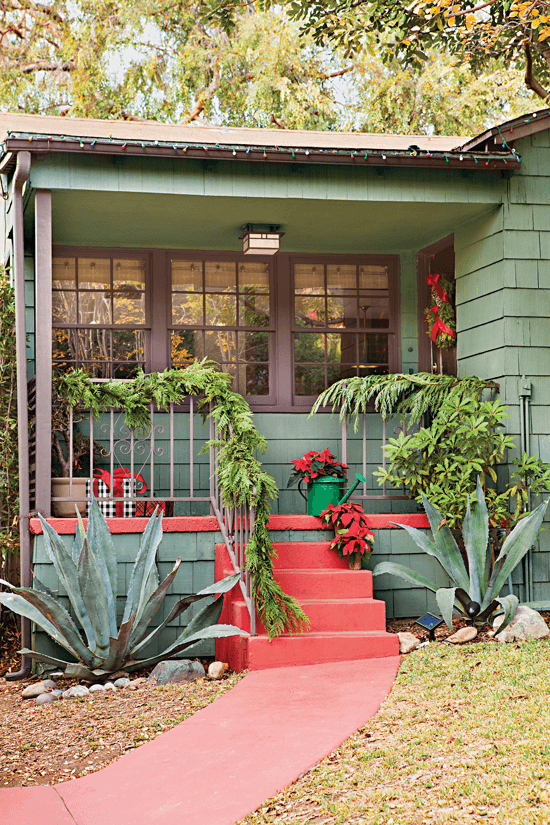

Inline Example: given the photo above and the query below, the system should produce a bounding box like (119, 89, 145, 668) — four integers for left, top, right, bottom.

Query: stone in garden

(446, 626, 478, 644)
(89, 684, 106, 693)
(51, 690, 62, 698)
(104, 682, 116, 690)
(148, 660, 206, 685)
(208, 661, 225, 680)
(493, 606, 549, 643)
(22, 682, 50, 699)
(127, 677, 146, 690)
(62, 685, 90, 698)
(110, 670, 129, 680)
(42, 679, 57, 690)
(49, 671, 64, 679)
(397, 632, 420, 654)
(114, 677, 131, 687)
(36, 693, 56, 705)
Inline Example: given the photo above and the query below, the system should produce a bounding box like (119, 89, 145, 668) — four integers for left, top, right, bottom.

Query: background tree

(0, 1, 540, 133)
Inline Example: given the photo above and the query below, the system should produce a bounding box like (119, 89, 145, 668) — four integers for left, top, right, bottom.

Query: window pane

(78, 291, 112, 325)
(53, 258, 76, 289)
(205, 261, 236, 292)
(53, 328, 77, 361)
(205, 293, 236, 326)
(239, 293, 269, 327)
(295, 365, 325, 396)
(327, 296, 357, 328)
(359, 265, 389, 290)
(239, 262, 269, 293)
(78, 258, 111, 289)
(295, 296, 325, 328)
(112, 329, 145, 362)
(114, 292, 146, 325)
(172, 260, 202, 292)
(359, 297, 390, 329)
(53, 291, 76, 324)
(172, 293, 203, 326)
(77, 328, 111, 362)
(113, 259, 145, 289)
(171, 330, 198, 367)
(240, 363, 269, 395)
(327, 265, 356, 292)
(238, 331, 269, 362)
(294, 332, 324, 363)
(204, 329, 237, 364)
(358, 333, 389, 364)
(294, 264, 324, 295)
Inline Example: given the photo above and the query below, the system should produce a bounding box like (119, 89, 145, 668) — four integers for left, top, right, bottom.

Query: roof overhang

(459, 107, 550, 152)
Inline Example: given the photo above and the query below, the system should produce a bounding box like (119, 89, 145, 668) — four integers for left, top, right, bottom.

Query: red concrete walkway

(2, 657, 400, 825)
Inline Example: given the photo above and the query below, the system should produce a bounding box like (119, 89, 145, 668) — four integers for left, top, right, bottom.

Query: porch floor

(1, 656, 399, 825)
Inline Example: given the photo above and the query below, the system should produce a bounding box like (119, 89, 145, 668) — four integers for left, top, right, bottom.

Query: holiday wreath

(424, 273, 456, 349)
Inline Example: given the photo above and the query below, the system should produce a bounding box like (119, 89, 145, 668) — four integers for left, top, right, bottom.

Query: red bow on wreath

(427, 306, 456, 343)
(93, 468, 147, 517)
(426, 273, 449, 304)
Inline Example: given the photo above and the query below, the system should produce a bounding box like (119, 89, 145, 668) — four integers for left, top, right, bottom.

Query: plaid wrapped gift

(136, 500, 174, 517)
(87, 468, 147, 518)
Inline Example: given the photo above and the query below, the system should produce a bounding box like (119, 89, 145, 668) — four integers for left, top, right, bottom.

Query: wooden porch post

(34, 190, 52, 516)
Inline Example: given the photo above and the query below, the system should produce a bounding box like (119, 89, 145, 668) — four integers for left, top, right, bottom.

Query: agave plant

(0, 499, 246, 681)
(373, 478, 548, 633)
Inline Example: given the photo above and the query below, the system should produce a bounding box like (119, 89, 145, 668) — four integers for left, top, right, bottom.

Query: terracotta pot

(348, 553, 363, 570)
(51, 478, 88, 517)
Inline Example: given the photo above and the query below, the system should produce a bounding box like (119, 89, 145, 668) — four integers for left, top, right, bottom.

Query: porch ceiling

(45, 190, 497, 254)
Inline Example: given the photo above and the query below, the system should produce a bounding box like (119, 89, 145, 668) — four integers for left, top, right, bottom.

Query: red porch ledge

(29, 513, 429, 535)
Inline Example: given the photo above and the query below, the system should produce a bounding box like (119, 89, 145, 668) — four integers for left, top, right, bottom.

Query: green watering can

(300, 472, 367, 517)
(336, 472, 367, 505)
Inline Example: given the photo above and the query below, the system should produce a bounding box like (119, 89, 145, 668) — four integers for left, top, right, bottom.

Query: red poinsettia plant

(320, 501, 375, 567)
(287, 448, 347, 488)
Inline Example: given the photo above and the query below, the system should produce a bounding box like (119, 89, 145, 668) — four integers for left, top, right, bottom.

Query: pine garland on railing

(53, 361, 308, 639)
(310, 372, 498, 430)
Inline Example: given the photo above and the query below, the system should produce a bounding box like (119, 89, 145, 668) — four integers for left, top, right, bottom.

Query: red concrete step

(231, 597, 386, 634)
(248, 630, 399, 670)
(274, 569, 373, 600)
(270, 542, 348, 570)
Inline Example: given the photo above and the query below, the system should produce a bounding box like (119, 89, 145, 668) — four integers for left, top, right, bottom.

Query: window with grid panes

(170, 258, 273, 397)
(52, 255, 148, 378)
(293, 260, 397, 397)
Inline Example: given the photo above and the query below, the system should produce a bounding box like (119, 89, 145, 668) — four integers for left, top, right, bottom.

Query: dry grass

(240, 640, 550, 825)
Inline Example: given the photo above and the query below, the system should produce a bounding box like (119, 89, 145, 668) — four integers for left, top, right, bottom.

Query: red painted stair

(216, 541, 399, 671)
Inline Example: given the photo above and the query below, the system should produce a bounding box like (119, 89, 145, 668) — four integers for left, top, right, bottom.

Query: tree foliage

(0, 1, 541, 133)
(205, 0, 550, 102)
(0, 269, 19, 585)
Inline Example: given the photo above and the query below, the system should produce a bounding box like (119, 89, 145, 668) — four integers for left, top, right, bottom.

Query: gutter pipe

(519, 376, 534, 603)
(5, 150, 32, 681)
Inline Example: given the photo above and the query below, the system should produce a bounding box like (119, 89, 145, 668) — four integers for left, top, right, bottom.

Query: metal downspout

(5, 151, 32, 681)
(519, 376, 533, 603)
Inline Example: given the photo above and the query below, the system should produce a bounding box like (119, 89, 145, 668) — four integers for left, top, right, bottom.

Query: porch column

(34, 190, 52, 516)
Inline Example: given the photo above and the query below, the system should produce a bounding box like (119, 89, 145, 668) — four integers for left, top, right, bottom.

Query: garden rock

(51, 690, 62, 698)
(447, 626, 478, 644)
(89, 684, 106, 693)
(42, 679, 57, 690)
(62, 685, 90, 699)
(127, 678, 146, 690)
(493, 606, 549, 643)
(397, 632, 419, 654)
(208, 661, 225, 680)
(36, 692, 56, 705)
(114, 677, 131, 688)
(22, 682, 51, 699)
(104, 682, 116, 690)
(148, 660, 206, 685)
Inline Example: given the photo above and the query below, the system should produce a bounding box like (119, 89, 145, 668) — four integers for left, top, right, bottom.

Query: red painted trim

(30, 513, 429, 535)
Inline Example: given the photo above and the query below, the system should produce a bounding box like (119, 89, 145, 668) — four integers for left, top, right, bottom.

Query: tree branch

(271, 113, 288, 128)
(184, 56, 221, 122)
(21, 59, 75, 73)
(316, 65, 355, 80)
(524, 41, 550, 101)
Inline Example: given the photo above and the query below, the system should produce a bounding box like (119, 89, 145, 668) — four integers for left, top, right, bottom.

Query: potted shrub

(321, 501, 375, 569)
(287, 448, 347, 516)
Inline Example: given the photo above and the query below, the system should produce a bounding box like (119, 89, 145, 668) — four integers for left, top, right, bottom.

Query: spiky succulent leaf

(64, 663, 97, 681)
(86, 499, 117, 635)
(484, 500, 548, 607)
(77, 538, 111, 659)
(122, 508, 163, 625)
(462, 477, 488, 604)
(102, 614, 136, 673)
(419, 495, 470, 591)
(18, 648, 71, 669)
(435, 587, 458, 630)
(73, 509, 86, 563)
(32, 575, 57, 600)
(372, 561, 439, 593)
(128, 559, 182, 650)
(127, 624, 247, 671)
(38, 515, 96, 650)
(493, 594, 520, 637)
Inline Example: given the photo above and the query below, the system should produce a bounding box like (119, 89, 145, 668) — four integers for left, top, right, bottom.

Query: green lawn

(241, 641, 550, 824)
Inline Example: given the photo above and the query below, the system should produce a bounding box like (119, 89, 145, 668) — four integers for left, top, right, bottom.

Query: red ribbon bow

(426, 273, 449, 304)
(93, 468, 147, 517)
(426, 306, 456, 343)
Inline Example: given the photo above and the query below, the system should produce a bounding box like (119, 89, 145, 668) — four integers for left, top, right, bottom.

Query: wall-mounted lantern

(240, 224, 284, 255)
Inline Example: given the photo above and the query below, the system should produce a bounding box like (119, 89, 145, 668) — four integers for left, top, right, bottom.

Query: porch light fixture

(240, 224, 284, 255)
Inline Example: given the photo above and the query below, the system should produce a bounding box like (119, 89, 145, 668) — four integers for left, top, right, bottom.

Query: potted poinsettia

(320, 501, 375, 569)
(287, 448, 347, 516)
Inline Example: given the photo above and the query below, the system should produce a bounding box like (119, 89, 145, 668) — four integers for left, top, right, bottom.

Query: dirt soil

(0, 614, 243, 788)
